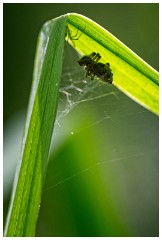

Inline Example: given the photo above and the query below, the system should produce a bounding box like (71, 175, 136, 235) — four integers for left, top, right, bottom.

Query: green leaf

(5, 12, 158, 237)
(4, 15, 67, 236)
(66, 13, 159, 115)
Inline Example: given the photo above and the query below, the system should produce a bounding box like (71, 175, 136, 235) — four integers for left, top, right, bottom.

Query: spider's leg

(85, 67, 89, 77)
(71, 26, 87, 40)
(72, 31, 83, 40)
(89, 52, 97, 59)
(91, 74, 95, 80)
(93, 53, 101, 62)
(72, 28, 79, 38)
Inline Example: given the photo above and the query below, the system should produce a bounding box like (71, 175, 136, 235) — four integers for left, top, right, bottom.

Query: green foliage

(66, 13, 159, 115)
(4, 13, 158, 237)
(4, 15, 67, 236)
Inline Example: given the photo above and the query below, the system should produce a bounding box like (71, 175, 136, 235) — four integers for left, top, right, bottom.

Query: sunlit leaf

(67, 13, 159, 115)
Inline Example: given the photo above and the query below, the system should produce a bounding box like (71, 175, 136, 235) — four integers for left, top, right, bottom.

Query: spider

(77, 52, 97, 69)
(78, 52, 113, 84)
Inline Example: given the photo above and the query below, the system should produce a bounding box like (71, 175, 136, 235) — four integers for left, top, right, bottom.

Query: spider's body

(78, 52, 113, 84)
(78, 52, 96, 67)
(88, 62, 113, 83)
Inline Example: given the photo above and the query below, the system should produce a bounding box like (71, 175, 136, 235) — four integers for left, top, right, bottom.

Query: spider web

(39, 47, 159, 236)
(56, 66, 118, 127)
(46, 47, 159, 192)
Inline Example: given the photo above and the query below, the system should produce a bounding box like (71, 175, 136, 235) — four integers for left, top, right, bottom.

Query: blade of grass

(5, 12, 158, 237)
(4, 15, 67, 236)
(66, 13, 159, 115)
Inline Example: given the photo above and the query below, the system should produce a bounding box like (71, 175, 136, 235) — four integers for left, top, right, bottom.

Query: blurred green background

(4, 3, 159, 237)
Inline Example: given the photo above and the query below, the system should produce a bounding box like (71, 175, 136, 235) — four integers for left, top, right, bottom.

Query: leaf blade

(5, 15, 67, 236)
(67, 13, 159, 115)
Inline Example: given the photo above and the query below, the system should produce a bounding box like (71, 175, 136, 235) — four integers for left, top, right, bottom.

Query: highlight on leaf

(66, 13, 159, 115)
